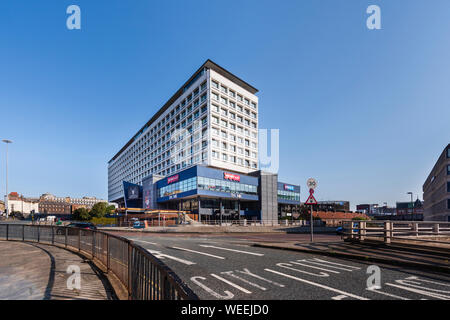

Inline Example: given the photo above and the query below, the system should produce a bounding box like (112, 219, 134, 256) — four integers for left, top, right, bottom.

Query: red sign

(309, 188, 315, 194)
(305, 194, 317, 205)
(224, 172, 241, 182)
(167, 174, 179, 184)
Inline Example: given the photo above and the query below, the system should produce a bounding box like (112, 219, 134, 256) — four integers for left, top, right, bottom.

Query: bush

(90, 217, 117, 226)
(72, 208, 91, 221)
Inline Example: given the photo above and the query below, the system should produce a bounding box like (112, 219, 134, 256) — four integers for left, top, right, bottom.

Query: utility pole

(2, 140, 12, 219)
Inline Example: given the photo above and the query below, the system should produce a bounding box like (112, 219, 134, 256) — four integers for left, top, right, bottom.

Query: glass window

(448, 165, 450, 175)
(212, 81, 219, 89)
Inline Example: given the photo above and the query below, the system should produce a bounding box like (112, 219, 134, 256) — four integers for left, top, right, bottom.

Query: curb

(251, 242, 450, 274)
(100, 228, 336, 234)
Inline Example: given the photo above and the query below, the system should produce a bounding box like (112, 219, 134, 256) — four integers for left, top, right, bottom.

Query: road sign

(307, 178, 317, 190)
(309, 188, 315, 194)
(305, 194, 317, 205)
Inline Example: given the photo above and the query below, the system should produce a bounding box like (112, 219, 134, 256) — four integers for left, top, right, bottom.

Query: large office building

(108, 60, 300, 221)
(423, 144, 450, 221)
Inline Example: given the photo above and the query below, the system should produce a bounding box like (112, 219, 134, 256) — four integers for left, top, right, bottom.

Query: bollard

(384, 221, 391, 244)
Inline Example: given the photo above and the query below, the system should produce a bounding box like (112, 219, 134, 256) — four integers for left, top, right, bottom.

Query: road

(111, 232, 450, 300)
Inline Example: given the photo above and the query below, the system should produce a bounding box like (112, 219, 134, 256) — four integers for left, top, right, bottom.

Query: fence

(0, 223, 198, 300)
(342, 220, 450, 244)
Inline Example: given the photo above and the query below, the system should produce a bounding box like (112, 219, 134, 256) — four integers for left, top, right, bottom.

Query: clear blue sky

(1, 1, 449, 210)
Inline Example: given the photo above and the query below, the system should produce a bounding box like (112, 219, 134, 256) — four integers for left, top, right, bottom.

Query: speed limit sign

(307, 178, 317, 190)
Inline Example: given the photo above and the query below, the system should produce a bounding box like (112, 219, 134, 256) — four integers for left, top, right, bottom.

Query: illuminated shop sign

(224, 172, 241, 182)
(284, 184, 295, 191)
(167, 174, 179, 184)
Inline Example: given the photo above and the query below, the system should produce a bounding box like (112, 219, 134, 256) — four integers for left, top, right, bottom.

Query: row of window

(277, 190, 301, 202)
(159, 177, 197, 198)
(211, 79, 257, 110)
(198, 177, 258, 195)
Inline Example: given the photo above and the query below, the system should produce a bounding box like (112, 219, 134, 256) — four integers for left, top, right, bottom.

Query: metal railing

(0, 223, 198, 300)
(342, 220, 450, 244)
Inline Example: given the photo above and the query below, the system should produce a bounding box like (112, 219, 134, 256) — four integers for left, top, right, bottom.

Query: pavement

(0, 241, 115, 300)
(108, 231, 450, 300)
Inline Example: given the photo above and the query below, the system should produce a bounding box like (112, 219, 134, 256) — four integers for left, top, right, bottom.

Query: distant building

(314, 201, 350, 212)
(423, 144, 450, 222)
(38, 193, 115, 214)
(396, 199, 424, 215)
(4, 192, 39, 217)
(356, 204, 395, 216)
(0, 200, 5, 214)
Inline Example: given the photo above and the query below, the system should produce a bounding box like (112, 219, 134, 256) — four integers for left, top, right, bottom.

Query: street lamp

(2, 139, 12, 219)
(407, 192, 413, 215)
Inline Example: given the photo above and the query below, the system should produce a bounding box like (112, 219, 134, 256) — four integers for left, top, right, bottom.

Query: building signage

(224, 172, 241, 182)
(284, 184, 295, 191)
(167, 174, 179, 184)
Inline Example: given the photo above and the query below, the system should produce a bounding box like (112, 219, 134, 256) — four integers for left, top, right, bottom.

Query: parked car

(133, 221, 144, 229)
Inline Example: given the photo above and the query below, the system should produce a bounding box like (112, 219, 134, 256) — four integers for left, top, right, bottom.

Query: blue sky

(0, 0, 449, 210)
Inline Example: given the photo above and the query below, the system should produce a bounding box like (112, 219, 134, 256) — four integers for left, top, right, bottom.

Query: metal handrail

(0, 223, 198, 300)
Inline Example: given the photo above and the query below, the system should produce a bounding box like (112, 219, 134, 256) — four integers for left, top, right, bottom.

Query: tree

(72, 208, 91, 221)
(90, 202, 109, 218)
(106, 205, 116, 215)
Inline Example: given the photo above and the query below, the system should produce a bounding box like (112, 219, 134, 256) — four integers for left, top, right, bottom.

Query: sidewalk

(0, 241, 115, 300)
(252, 239, 450, 274)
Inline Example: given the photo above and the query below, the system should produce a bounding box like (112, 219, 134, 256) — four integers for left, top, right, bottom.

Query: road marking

(133, 239, 158, 245)
(171, 246, 225, 260)
(291, 261, 340, 274)
(199, 245, 264, 256)
(366, 288, 410, 300)
(305, 259, 360, 271)
(236, 268, 285, 288)
(221, 271, 267, 291)
(191, 276, 234, 300)
(276, 263, 330, 277)
(211, 274, 252, 294)
(405, 276, 450, 288)
(332, 295, 348, 300)
(311, 258, 361, 270)
(394, 278, 450, 295)
(264, 268, 370, 300)
(385, 283, 450, 300)
(147, 250, 196, 265)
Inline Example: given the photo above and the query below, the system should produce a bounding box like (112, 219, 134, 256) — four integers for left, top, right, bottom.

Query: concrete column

(359, 221, 366, 241)
(384, 221, 391, 244)
(433, 223, 440, 235)
(412, 222, 419, 236)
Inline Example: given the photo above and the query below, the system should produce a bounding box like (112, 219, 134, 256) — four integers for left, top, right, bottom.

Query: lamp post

(2, 140, 12, 219)
(407, 192, 413, 216)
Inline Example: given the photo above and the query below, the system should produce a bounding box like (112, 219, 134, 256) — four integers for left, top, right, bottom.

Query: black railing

(0, 223, 198, 300)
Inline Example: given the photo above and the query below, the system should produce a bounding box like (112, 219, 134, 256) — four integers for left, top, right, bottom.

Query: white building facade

(108, 60, 259, 204)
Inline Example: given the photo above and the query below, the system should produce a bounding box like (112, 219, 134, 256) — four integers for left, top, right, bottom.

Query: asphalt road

(112, 232, 450, 300)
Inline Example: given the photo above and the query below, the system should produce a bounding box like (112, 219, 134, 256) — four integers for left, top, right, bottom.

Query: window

(237, 94, 243, 102)
(221, 86, 227, 94)
(448, 182, 450, 193)
(448, 148, 450, 158)
(251, 102, 257, 109)
(212, 81, 219, 89)
(229, 90, 235, 98)
(448, 165, 450, 175)
(448, 199, 450, 209)
(212, 92, 219, 101)
(221, 97, 228, 105)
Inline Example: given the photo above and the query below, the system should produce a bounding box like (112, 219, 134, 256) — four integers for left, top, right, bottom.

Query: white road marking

(191, 276, 234, 300)
(210, 274, 252, 294)
(147, 249, 196, 265)
(366, 288, 410, 300)
(264, 268, 370, 300)
(236, 268, 285, 288)
(291, 261, 340, 274)
(385, 283, 450, 300)
(332, 295, 348, 300)
(276, 263, 330, 277)
(171, 246, 225, 260)
(395, 278, 450, 295)
(133, 239, 158, 245)
(304, 259, 360, 271)
(199, 245, 264, 256)
(221, 271, 267, 291)
(311, 258, 361, 270)
(405, 276, 450, 288)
